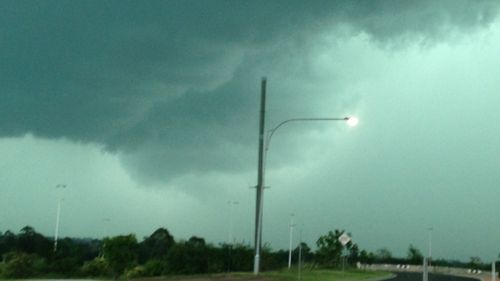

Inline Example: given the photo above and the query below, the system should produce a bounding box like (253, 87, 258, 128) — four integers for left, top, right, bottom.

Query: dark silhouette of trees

(316, 229, 359, 268)
(2, 225, 481, 279)
(407, 244, 423, 264)
(138, 227, 174, 263)
(103, 234, 138, 278)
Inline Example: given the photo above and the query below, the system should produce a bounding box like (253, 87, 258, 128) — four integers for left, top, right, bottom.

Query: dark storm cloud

(1, 0, 498, 183)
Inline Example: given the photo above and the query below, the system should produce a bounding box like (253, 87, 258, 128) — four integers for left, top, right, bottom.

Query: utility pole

(253, 77, 266, 275)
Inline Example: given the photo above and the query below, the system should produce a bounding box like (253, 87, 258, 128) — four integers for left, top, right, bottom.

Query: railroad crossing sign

(338, 232, 351, 246)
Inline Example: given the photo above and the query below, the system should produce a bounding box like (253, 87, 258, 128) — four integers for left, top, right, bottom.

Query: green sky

(1, 0, 499, 261)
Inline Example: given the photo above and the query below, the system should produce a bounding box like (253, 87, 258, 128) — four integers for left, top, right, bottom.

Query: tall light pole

(288, 213, 295, 270)
(253, 78, 266, 275)
(54, 184, 66, 252)
(252, 77, 358, 275)
(428, 227, 433, 266)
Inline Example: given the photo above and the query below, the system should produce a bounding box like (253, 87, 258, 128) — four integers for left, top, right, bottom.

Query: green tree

(103, 234, 138, 278)
(469, 256, 482, 269)
(375, 248, 392, 262)
(17, 226, 52, 258)
(2, 251, 37, 278)
(359, 250, 375, 264)
(81, 257, 110, 277)
(166, 236, 211, 274)
(316, 229, 358, 268)
(293, 242, 314, 263)
(138, 227, 175, 263)
(407, 244, 423, 264)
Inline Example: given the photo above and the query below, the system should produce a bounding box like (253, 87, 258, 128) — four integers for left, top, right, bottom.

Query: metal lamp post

(54, 184, 66, 252)
(253, 77, 358, 275)
(288, 213, 296, 270)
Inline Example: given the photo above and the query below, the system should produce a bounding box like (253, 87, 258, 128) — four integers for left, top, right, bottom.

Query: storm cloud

(1, 0, 498, 183)
(2, 0, 500, 261)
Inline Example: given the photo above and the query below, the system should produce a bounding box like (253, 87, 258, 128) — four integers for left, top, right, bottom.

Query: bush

(143, 259, 166, 276)
(126, 265, 145, 279)
(3, 251, 36, 278)
(81, 257, 110, 277)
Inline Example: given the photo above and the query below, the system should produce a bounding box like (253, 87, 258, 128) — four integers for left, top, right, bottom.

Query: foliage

(358, 250, 375, 264)
(293, 242, 314, 263)
(143, 259, 166, 276)
(469, 256, 482, 269)
(374, 248, 392, 262)
(81, 256, 110, 277)
(1, 225, 482, 278)
(407, 244, 423, 264)
(316, 229, 359, 268)
(126, 265, 146, 279)
(103, 234, 138, 278)
(138, 227, 174, 263)
(2, 251, 37, 278)
(166, 236, 210, 274)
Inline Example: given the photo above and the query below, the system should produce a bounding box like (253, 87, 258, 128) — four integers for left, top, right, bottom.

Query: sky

(1, 0, 500, 262)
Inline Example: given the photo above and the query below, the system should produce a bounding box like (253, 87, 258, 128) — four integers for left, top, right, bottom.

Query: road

(392, 272, 480, 281)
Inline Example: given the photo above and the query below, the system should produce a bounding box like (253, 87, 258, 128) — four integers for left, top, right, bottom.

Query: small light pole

(492, 260, 496, 281)
(54, 184, 66, 252)
(428, 227, 433, 267)
(298, 230, 303, 281)
(252, 77, 358, 275)
(288, 213, 296, 270)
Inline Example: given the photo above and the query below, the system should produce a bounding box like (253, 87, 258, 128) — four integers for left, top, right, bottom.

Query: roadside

(131, 269, 392, 281)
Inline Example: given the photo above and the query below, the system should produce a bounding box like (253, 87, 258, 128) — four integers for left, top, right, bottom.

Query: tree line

(0, 226, 491, 279)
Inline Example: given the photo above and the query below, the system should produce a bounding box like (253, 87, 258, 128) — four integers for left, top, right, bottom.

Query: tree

(81, 257, 110, 277)
(316, 229, 358, 268)
(138, 227, 174, 263)
(16, 226, 52, 258)
(407, 244, 423, 264)
(375, 248, 392, 262)
(2, 251, 37, 278)
(469, 256, 482, 270)
(103, 234, 138, 278)
(359, 250, 375, 264)
(165, 236, 213, 274)
(293, 242, 313, 263)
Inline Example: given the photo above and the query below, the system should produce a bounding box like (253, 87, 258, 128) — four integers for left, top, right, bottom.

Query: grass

(156, 268, 392, 281)
(262, 269, 392, 281)
(0, 269, 392, 281)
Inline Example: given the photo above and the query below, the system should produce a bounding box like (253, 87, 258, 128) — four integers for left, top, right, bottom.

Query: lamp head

(346, 117, 359, 127)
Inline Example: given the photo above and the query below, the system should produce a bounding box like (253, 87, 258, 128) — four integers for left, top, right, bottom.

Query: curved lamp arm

(265, 117, 351, 151)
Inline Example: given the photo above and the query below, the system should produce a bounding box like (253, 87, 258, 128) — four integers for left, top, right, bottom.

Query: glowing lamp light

(346, 117, 359, 127)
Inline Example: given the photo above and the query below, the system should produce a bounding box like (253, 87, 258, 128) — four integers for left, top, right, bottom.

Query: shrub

(81, 257, 110, 277)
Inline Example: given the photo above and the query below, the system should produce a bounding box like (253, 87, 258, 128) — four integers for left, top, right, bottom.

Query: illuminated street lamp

(253, 78, 358, 275)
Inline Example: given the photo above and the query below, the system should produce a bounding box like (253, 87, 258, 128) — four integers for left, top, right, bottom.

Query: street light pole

(253, 78, 266, 275)
(252, 78, 358, 275)
(428, 227, 433, 266)
(54, 184, 66, 252)
(288, 213, 295, 270)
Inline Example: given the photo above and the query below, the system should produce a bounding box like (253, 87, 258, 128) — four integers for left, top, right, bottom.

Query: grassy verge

(263, 269, 392, 281)
(130, 269, 391, 281)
